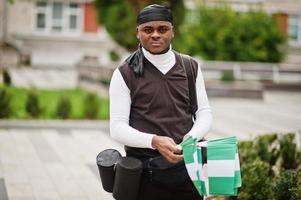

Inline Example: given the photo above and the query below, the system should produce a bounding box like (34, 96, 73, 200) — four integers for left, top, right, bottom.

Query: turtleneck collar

(142, 46, 176, 74)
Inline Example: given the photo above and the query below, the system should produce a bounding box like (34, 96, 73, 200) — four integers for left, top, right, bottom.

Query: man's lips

(151, 42, 161, 47)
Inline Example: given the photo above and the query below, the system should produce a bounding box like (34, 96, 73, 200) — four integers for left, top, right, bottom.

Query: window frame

(288, 14, 301, 43)
(34, 1, 83, 36)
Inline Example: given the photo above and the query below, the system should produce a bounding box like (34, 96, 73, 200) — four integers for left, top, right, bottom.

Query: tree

(177, 6, 287, 62)
(95, 0, 185, 51)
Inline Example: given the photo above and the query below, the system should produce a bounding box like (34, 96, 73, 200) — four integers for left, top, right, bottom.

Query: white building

(0, 0, 125, 68)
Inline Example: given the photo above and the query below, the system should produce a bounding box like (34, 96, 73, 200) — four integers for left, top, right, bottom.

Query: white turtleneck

(142, 46, 176, 73)
(109, 47, 212, 149)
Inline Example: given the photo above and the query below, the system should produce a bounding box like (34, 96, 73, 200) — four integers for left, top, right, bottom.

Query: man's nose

(151, 30, 160, 39)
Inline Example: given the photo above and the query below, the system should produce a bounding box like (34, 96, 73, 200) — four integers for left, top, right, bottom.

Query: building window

(37, 13, 46, 28)
(68, 3, 80, 31)
(35, 1, 82, 34)
(288, 14, 300, 42)
(52, 2, 63, 32)
(36, 2, 47, 29)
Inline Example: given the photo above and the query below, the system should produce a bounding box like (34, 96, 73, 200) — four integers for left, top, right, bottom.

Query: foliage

(56, 96, 72, 119)
(0, 86, 109, 119)
(253, 134, 279, 167)
(109, 50, 120, 62)
(237, 133, 301, 199)
(0, 87, 11, 118)
(25, 90, 42, 118)
(95, 0, 185, 51)
(273, 170, 301, 200)
(278, 133, 301, 170)
(221, 70, 235, 82)
(238, 140, 259, 165)
(177, 6, 286, 62)
(3, 69, 11, 86)
(238, 133, 279, 166)
(238, 160, 274, 200)
(83, 93, 99, 119)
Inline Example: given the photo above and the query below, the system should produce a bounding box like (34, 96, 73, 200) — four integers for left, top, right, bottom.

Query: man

(109, 4, 212, 200)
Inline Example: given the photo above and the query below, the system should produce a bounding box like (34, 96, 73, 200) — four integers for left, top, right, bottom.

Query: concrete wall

(7, 0, 33, 40)
(264, 0, 301, 14)
(0, 0, 4, 43)
(15, 32, 122, 68)
(286, 45, 301, 65)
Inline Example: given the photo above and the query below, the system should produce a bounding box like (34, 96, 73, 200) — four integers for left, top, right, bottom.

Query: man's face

(136, 21, 174, 54)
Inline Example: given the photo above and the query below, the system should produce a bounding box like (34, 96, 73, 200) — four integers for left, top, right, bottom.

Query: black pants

(138, 174, 203, 200)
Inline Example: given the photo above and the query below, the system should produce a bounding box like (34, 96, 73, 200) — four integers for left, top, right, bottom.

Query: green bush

(237, 133, 301, 199)
(253, 134, 279, 168)
(274, 170, 301, 200)
(0, 87, 11, 118)
(25, 91, 42, 118)
(83, 93, 99, 119)
(221, 70, 235, 82)
(238, 140, 258, 164)
(56, 96, 72, 119)
(278, 133, 301, 170)
(109, 50, 120, 62)
(238, 134, 279, 166)
(3, 69, 11, 86)
(0, 86, 110, 119)
(177, 7, 286, 62)
(238, 160, 274, 200)
(100, 79, 110, 86)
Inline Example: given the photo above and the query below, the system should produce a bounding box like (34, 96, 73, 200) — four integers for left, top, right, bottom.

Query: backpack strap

(179, 54, 198, 121)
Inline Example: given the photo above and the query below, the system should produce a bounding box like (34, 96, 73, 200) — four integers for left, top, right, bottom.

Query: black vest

(118, 52, 198, 159)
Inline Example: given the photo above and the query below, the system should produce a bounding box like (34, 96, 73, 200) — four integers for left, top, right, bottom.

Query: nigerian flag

(181, 136, 242, 197)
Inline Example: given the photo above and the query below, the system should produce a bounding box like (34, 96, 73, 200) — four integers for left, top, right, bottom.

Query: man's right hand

(151, 135, 183, 164)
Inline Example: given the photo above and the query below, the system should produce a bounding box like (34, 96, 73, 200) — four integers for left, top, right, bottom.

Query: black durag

(126, 4, 173, 76)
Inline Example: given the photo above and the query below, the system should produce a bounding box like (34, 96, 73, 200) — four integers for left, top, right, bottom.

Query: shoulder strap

(179, 54, 198, 121)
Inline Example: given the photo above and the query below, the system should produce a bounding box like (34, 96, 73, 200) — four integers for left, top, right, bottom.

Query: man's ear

(136, 27, 139, 39)
(171, 26, 175, 38)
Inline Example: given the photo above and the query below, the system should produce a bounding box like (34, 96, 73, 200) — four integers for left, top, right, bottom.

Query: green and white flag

(181, 136, 242, 197)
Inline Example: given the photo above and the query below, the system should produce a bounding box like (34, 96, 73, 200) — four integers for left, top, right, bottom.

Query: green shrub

(3, 69, 11, 86)
(238, 134, 279, 167)
(237, 133, 301, 199)
(238, 140, 258, 164)
(278, 133, 301, 170)
(25, 91, 42, 118)
(274, 170, 301, 200)
(254, 134, 279, 168)
(56, 96, 72, 119)
(238, 160, 274, 200)
(109, 50, 120, 62)
(0, 87, 11, 118)
(100, 79, 110, 86)
(221, 70, 235, 82)
(177, 7, 286, 62)
(83, 93, 99, 119)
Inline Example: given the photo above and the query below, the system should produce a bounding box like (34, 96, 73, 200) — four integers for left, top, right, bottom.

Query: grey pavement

(0, 91, 300, 200)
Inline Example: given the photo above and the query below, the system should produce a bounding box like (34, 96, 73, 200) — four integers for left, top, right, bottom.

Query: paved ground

(0, 91, 300, 200)
(208, 91, 301, 140)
